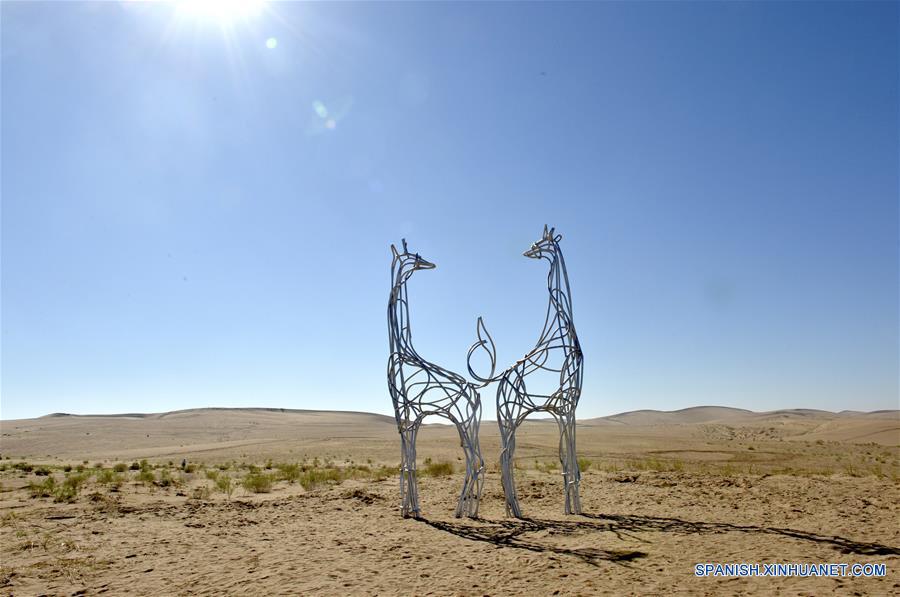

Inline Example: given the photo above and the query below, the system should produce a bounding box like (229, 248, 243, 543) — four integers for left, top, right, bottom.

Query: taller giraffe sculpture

(387, 239, 485, 518)
(468, 225, 584, 517)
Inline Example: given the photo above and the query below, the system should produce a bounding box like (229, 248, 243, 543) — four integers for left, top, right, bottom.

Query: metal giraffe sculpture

(469, 225, 584, 517)
(387, 239, 485, 518)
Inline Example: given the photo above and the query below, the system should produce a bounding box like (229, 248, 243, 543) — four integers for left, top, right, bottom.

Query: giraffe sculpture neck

(389, 262, 416, 358)
(538, 243, 577, 346)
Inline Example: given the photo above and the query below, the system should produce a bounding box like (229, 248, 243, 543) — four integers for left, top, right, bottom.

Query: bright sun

(174, 0, 266, 26)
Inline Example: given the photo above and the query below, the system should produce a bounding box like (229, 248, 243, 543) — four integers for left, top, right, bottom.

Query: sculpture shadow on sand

(418, 512, 900, 568)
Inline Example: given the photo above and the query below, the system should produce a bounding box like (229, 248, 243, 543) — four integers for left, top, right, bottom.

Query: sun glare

(174, 0, 266, 26)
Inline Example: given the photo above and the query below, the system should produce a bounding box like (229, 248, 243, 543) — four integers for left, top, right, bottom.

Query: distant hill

(581, 406, 899, 427)
(38, 407, 397, 425)
(17, 405, 898, 427)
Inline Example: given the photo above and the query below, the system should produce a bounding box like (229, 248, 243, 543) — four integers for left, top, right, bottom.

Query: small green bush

(578, 458, 592, 473)
(95, 468, 122, 488)
(242, 472, 274, 493)
(277, 463, 301, 483)
(55, 473, 88, 502)
(215, 475, 234, 498)
(422, 461, 454, 477)
(157, 469, 178, 488)
(299, 468, 342, 490)
(113, 463, 128, 473)
(28, 476, 56, 498)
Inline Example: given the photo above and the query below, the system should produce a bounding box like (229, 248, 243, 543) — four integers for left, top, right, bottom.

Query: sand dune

(3, 406, 897, 466)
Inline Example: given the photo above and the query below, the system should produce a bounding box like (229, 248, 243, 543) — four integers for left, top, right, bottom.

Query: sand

(1, 407, 898, 595)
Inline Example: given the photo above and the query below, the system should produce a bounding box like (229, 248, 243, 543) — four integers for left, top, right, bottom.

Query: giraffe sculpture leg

(498, 417, 523, 518)
(454, 399, 485, 518)
(398, 420, 421, 518)
(556, 411, 581, 515)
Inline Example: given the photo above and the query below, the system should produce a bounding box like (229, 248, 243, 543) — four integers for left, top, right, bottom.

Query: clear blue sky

(2, 1, 897, 420)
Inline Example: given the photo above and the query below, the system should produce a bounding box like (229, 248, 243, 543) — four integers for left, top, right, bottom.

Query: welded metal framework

(469, 225, 584, 517)
(387, 240, 485, 518)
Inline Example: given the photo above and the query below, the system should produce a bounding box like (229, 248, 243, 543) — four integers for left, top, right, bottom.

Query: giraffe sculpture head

(523, 224, 562, 260)
(391, 239, 436, 280)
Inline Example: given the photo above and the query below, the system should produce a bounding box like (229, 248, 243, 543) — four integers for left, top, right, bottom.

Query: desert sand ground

(1, 407, 898, 595)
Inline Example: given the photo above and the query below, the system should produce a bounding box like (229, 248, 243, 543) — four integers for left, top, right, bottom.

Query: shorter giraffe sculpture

(387, 239, 485, 518)
(469, 226, 584, 517)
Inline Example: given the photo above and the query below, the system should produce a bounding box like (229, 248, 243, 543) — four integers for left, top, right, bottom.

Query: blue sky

(2, 1, 897, 420)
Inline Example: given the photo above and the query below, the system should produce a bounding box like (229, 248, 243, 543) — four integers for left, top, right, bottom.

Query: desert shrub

(217, 463, 230, 471)
(535, 460, 559, 473)
(55, 473, 88, 502)
(184, 464, 197, 473)
(157, 469, 178, 488)
(94, 462, 104, 469)
(29, 476, 56, 498)
(129, 461, 141, 471)
(62, 464, 72, 473)
(139, 459, 151, 472)
(844, 464, 862, 477)
(34, 466, 51, 476)
(95, 469, 123, 489)
(277, 463, 301, 483)
(299, 468, 341, 490)
(370, 465, 396, 481)
(601, 461, 623, 473)
(578, 458, 592, 473)
(137, 469, 155, 485)
(205, 469, 219, 482)
(719, 463, 737, 476)
(192, 485, 211, 500)
(12, 462, 33, 473)
(626, 457, 684, 473)
(113, 463, 127, 473)
(75, 464, 85, 473)
(242, 472, 274, 493)
(215, 475, 234, 498)
(265, 459, 273, 470)
(422, 460, 454, 477)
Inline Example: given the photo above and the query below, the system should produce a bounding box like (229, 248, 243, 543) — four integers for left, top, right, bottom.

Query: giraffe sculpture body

(387, 239, 485, 518)
(469, 226, 583, 517)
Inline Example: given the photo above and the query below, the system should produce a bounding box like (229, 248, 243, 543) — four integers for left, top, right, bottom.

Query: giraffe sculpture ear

(543, 224, 549, 238)
(391, 244, 399, 258)
(401, 238, 408, 253)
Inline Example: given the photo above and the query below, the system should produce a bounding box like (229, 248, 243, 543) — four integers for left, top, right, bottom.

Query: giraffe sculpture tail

(467, 317, 500, 386)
